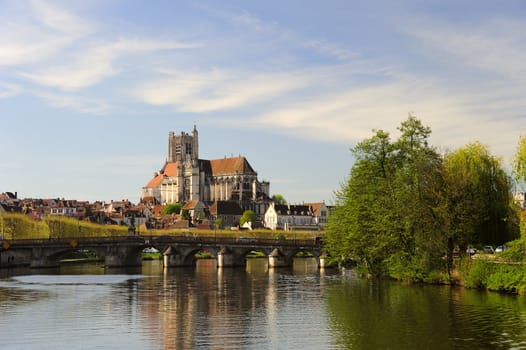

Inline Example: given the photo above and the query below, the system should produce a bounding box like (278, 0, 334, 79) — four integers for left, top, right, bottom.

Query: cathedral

(141, 126, 270, 209)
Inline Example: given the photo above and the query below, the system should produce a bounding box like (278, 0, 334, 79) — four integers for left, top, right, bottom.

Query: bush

(1, 213, 49, 239)
(464, 260, 494, 289)
(463, 260, 526, 294)
(497, 239, 526, 262)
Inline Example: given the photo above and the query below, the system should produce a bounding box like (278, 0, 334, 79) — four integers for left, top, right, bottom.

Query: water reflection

(325, 276, 526, 350)
(2, 259, 526, 349)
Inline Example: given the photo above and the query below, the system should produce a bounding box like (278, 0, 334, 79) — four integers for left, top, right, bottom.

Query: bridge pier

(319, 252, 328, 268)
(217, 247, 232, 267)
(268, 248, 291, 268)
(162, 246, 197, 268)
(30, 247, 61, 268)
(102, 245, 142, 267)
(217, 247, 247, 267)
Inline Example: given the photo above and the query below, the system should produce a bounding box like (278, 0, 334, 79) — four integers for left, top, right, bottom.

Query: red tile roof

(209, 157, 255, 175)
(163, 162, 178, 177)
(145, 156, 256, 189)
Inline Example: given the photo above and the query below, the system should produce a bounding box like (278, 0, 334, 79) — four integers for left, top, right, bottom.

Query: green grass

(462, 259, 526, 294)
(142, 252, 162, 260)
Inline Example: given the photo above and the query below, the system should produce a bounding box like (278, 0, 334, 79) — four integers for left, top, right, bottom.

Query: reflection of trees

(325, 279, 526, 349)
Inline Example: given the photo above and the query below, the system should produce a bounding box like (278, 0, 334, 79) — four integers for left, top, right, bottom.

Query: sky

(2, 0, 526, 205)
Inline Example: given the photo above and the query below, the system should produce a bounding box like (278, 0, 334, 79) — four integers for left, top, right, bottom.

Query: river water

(1, 259, 526, 349)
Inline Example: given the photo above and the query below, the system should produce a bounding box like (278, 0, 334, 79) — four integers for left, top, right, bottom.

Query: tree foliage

(162, 203, 182, 215)
(240, 210, 256, 226)
(271, 194, 287, 205)
(444, 142, 516, 246)
(512, 135, 526, 238)
(326, 116, 518, 281)
(513, 135, 526, 184)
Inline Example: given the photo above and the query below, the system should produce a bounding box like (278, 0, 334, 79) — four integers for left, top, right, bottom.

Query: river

(1, 258, 526, 349)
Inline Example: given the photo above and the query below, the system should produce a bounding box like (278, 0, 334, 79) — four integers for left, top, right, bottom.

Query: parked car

(483, 245, 495, 254)
(495, 245, 509, 253)
(466, 247, 477, 255)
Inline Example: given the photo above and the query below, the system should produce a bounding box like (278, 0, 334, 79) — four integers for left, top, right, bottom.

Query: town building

(304, 202, 330, 229)
(141, 126, 271, 220)
(264, 203, 321, 231)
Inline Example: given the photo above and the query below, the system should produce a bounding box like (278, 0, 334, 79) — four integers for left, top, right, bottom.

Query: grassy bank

(0, 213, 319, 241)
(460, 259, 526, 294)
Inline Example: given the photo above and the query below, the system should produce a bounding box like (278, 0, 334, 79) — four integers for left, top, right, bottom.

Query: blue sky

(2, 0, 526, 204)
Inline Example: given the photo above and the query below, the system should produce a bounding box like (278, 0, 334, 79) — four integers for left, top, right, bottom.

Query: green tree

(271, 194, 287, 205)
(444, 142, 517, 248)
(214, 217, 223, 230)
(390, 116, 446, 279)
(326, 129, 397, 276)
(326, 116, 447, 280)
(513, 135, 526, 237)
(240, 210, 256, 226)
(162, 203, 182, 215)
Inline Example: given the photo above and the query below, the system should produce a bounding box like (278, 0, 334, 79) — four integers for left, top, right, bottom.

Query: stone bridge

(0, 235, 326, 269)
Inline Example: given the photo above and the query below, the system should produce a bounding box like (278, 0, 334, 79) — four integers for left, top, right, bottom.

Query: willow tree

(445, 142, 517, 248)
(513, 135, 526, 237)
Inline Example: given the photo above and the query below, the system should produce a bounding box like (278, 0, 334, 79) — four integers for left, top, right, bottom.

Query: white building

(264, 203, 318, 231)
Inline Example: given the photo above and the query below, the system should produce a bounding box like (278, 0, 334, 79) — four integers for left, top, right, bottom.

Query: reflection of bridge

(0, 235, 325, 269)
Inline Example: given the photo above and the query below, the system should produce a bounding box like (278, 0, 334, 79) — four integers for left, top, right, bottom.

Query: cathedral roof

(144, 156, 257, 189)
(205, 156, 256, 176)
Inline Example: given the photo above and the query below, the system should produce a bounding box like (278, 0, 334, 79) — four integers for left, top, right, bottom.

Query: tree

(326, 115, 521, 282)
(214, 217, 223, 230)
(162, 203, 182, 215)
(389, 116, 446, 278)
(271, 194, 287, 205)
(444, 142, 517, 248)
(326, 116, 447, 279)
(513, 135, 526, 237)
(240, 210, 256, 226)
(513, 134, 526, 185)
(325, 129, 397, 276)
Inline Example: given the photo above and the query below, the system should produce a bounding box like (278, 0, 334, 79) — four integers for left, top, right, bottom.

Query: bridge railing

(5, 235, 323, 248)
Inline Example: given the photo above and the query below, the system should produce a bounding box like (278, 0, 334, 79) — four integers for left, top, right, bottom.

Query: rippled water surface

(1, 259, 526, 349)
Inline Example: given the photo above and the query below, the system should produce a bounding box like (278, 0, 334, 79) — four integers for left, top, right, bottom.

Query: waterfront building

(264, 202, 321, 231)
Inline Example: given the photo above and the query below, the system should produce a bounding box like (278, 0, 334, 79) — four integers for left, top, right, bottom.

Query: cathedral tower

(167, 126, 199, 163)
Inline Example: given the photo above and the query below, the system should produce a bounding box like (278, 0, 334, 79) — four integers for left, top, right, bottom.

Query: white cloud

(33, 90, 111, 114)
(0, 1, 93, 66)
(135, 69, 313, 112)
(408, 18, 526, 80)
(19, 38, 199, 91)
(304, 40, 359, 61)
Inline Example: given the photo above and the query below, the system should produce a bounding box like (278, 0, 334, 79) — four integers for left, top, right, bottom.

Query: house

(123, 204, 152, 228)
(182, 200, 208, 224)
(264, 203, 318, 231)
(0, 192, 21, 213)
(304, 202, 329, 229)
(209, 200, 244, 229)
